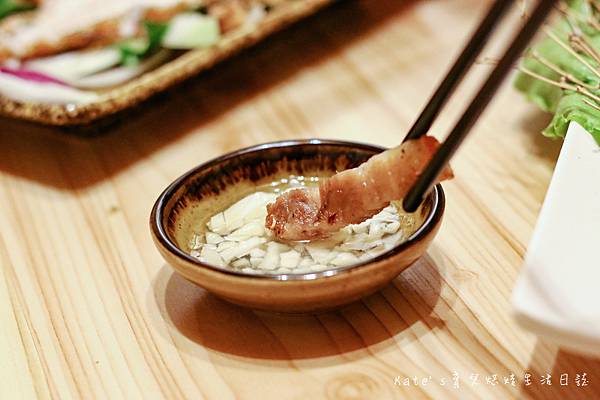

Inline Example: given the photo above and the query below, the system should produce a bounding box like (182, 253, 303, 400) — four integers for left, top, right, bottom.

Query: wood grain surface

(1, 0, 599, 399)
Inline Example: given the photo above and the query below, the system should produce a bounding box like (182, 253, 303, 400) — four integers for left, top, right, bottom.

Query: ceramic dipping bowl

(150, 140, 445, 313)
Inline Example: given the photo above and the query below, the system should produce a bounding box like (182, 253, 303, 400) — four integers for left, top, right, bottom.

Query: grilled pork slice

(266, 136, 454, 240)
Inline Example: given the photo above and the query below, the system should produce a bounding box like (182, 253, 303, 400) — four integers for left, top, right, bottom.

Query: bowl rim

(150, 139, 445, 281)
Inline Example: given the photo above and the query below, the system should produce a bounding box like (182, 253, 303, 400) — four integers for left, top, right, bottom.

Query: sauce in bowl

(188, 175, 419, 274)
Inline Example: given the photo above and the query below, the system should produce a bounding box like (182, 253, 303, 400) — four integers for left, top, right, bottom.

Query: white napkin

(512, 122, 600, 357)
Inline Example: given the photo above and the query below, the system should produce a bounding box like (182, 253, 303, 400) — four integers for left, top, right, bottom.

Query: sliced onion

(24, 48, 121, 82)
(71, 50, 170, 89)
(0, 66, 66, 85)
(0, 71, 97, 104)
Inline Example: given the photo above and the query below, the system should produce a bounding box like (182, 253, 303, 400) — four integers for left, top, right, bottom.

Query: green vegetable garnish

(118, 21, 168, 66)
(0, 0, 35, 19)
(117, 12, 222, 65)
(515, 0, 600, 144)
(161, 13, 221, 49)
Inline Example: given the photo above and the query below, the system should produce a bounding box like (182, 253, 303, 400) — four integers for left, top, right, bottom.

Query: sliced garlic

(260, 242, 280, 270)
(217, 241, 237, 252)
(352, 220, 370, 234)
(298, 257, 314, 268)
(232, 258, 251, 268)
(220, 237, 265, 263)
(382, 231, 403, 249)
(280, 250, 301, 269)
(198, 190, 414, 274)
(189, 234, 203, 250)
(250, 257, 262, 267)
(249, 248, 266, 258)
(374, 205, 399, 222)
(338, 233, 373, 251)
(330, 252, 359, 266)
(208, 212, 228, 234)
(306, 245, 338, 264)
(200, 246, 224, 266)
(368, 222, 386, 241)
(225, 220, 264, 241)
(270, 242, 291, 253)
(383, 221, 401, 234)
(205, 232, 224, 244)
(222, 192, 277, 232)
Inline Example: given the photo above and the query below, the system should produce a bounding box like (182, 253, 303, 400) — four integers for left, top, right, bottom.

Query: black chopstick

(403, 0, 513, 142)
(402, 0, 557, 212)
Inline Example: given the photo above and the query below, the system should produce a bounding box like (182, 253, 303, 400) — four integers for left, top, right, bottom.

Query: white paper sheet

(512, 122, 600, 357)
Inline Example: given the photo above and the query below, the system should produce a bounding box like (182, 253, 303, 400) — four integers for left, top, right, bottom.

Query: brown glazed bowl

(150, 140, 445, 313)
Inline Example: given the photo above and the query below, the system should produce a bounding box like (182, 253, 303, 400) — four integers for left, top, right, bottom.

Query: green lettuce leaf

(0, 0, 34, 19)
(544, 92, 600, 143)
(117, 21, 168, 66)
(514, 0, 600, 144)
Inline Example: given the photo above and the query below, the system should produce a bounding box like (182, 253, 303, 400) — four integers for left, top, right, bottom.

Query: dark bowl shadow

(150, 253, 444, 363)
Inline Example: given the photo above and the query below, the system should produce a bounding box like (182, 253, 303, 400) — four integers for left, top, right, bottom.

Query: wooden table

(1, 1, 599, 399)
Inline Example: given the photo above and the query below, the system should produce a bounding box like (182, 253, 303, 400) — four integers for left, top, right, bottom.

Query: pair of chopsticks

(402, 0, 557, 212)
